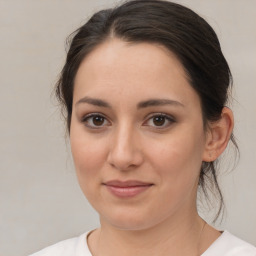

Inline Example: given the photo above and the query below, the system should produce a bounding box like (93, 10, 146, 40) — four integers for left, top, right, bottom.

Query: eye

(143, 114, 175, 129)
(82, 114, 110, 129)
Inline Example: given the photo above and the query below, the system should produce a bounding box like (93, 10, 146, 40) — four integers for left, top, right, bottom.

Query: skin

(70, 38, 233, 256)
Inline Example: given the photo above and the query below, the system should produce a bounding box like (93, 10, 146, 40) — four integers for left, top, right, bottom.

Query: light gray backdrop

(0, 1, 255, 256)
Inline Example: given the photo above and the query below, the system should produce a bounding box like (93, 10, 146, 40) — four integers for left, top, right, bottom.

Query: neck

(88, 210, 207, 256)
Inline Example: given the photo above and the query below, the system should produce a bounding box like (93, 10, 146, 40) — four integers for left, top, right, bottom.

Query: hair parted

(55, 0, 238, 222)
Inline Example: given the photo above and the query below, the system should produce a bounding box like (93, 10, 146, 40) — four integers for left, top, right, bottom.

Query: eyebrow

(75, 96, 111, 108)
(75, 96, 184, 109)
(137, 99, 184, 109)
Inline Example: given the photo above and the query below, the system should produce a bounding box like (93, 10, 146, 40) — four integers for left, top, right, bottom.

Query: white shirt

(30, 230, 256, 256)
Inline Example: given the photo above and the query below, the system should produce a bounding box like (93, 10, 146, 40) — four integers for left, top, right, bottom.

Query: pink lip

(103, 180, 153, 198)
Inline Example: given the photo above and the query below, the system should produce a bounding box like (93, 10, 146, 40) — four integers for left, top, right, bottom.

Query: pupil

(93, 116, 104, 126)
(153, 116, 165, 126)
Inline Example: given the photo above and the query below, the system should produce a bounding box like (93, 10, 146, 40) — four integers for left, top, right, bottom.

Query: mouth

(102, 180, 153, 198)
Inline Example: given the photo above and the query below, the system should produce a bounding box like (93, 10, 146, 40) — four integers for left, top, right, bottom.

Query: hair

(55, 0, 238, 222)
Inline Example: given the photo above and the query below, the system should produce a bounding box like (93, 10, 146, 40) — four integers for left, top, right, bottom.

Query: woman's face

(70, 39, 209, 230)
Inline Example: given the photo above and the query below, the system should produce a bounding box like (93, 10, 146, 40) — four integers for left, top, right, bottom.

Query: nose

(107, 125, 144, 171)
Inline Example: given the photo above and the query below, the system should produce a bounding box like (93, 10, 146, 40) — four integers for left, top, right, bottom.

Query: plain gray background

(0, 1, 255, 255)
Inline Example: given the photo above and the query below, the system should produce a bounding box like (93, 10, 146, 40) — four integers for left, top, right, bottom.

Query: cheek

(146, 127, 205, 184)
(71, 139, 102, 173)
(70, 126, 107, 193)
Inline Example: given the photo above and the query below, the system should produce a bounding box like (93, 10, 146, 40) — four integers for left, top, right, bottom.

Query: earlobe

(203, 107, 234, 162)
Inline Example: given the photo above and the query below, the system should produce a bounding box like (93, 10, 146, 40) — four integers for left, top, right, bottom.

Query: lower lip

(104, 185, 152, 198)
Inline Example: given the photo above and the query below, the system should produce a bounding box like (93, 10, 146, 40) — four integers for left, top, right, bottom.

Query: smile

(103, 180, 153, 198)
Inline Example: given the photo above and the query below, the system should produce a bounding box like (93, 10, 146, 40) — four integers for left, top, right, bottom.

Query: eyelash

(81, 113, 176, 130)
(143, 113, 176, 129)
(81, 113, 110, 129)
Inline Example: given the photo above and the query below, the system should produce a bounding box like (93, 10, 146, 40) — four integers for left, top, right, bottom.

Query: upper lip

(103, 180, 153, 187)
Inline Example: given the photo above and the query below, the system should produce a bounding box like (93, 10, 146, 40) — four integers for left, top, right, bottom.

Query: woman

(30, 0, 256, 255)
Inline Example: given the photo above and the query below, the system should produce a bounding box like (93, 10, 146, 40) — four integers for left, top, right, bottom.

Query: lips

(103, 180, 153, 198)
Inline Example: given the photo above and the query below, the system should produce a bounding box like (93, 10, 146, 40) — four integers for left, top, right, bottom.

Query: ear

(203, 107, 234, 162)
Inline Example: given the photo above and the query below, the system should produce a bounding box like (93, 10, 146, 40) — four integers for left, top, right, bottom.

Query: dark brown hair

(56, 0, 238, 221)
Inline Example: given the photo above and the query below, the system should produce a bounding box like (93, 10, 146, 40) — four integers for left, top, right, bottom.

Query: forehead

(73, 38, 199, 108)
(76, 38, 186, 83)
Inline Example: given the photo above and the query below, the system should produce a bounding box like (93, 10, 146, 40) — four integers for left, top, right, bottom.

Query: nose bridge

(107, 120, 143, 170)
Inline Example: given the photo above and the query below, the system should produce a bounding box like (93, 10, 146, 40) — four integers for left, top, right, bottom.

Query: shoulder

(202, 230, 256, 256)
(29, 231, 91, 256)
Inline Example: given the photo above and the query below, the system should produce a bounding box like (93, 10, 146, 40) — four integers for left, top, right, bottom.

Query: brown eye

(152, 116, 166, 126)
(82, 114, 110, 129)
(92, 116, 105, 126)
(143, 114, 175, 129)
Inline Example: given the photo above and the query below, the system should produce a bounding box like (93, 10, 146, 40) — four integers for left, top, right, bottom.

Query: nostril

(106, 147, 144, 171)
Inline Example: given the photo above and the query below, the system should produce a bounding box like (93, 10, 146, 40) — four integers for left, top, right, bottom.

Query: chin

(99, 207, 163, 231)
(106, 219, 153, 231)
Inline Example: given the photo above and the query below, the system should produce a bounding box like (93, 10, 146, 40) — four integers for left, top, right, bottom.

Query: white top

(30, 230, 256, 256)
